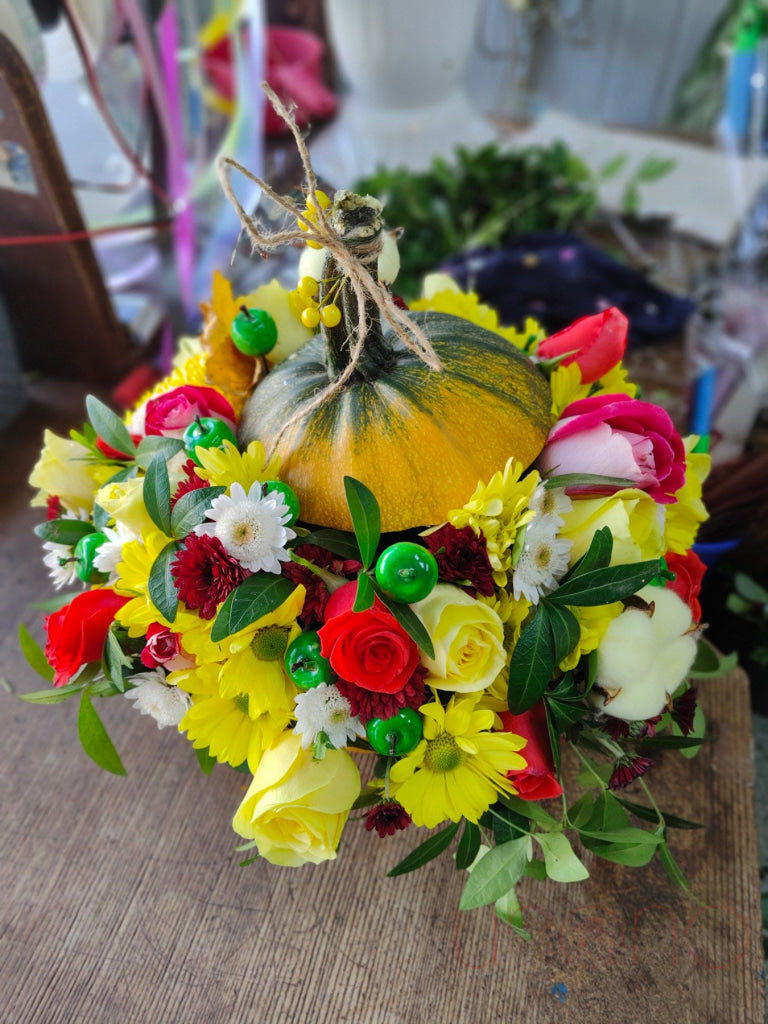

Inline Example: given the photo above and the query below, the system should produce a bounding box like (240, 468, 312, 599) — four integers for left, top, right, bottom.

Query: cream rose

(558, 487, 665, 567)
(29, 430, 103, 514)
(412, 583, 506, 693)
(232, 732, 360, 867)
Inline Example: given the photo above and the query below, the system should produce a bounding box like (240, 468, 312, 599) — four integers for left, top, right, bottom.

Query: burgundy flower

(282, 544, 362, 629)
(609, 755, 654, 790)
(171, 533, 248, 619)
(336, 666, 428, 724)
(602, 714, 661, 741)
(423, 523, 495, 596)
(671, 686, 698, 736)
(171, 459, 209, 509)
(365, 801, 412, 838)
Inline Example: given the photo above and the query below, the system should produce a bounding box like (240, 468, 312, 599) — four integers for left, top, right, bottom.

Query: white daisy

(293, 683, 365, 751)
(123, 670, 191, 729)
(42, 542, 79, 589)
(528, 483, 572, 526)
(93, 521, 138, 580)
(512, 514, 572, 604)
(194, 481, 296, 573)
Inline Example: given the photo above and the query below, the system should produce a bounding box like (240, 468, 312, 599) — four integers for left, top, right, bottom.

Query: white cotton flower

(528, 483, 572, 526)
(42, 542, 79, 589)
(293, 683, 365, 751)
(194, 481, 296, 573)
(512, 514, 572, 604)
(93, 521, 137, 580)
(124, 670, 191, 729)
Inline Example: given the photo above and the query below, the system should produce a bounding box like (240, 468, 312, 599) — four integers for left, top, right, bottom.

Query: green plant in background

(726, 572, 768, 666)
(353, 142, 674, 299)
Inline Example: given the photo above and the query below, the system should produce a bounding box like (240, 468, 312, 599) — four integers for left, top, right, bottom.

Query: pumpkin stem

(320, 253, 395, 381)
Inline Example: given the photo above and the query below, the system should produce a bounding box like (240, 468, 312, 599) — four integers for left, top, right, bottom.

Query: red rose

(499, 702, 563, 801)
(143, 386, 235, 437)
(536, 307, 627, 384)
(45, 589, 130, 687)
(318, 582, 420, 694)
(665, 550, 706, 622)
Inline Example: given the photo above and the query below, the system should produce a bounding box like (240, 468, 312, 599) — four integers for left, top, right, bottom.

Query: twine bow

(216, 84, 443, 426)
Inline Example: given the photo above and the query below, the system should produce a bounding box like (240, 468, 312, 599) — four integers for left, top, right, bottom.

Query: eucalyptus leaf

(455, 820, 482, 870)
(343, 477, 381, 569)
(34, 518, 94, 546)
(507, 607, 554, 714)
(459, 837, 530, 910)
(353, 572, 376, 612)
(86, 395, 135, 458)
(18, 623, 54, 681)
(170, 486, 225, 538)
(387, 821, 460, 876)
(533, 831, 589, 883)
(211, 574, 296, 642)
(143, 457, 172, 536)
(547, 558, 662, 607)
(77, 689, 127, 776)
(148, 541, 180, 623)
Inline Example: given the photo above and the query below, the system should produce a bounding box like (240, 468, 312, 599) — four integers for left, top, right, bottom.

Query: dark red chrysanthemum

(336, 665, 428, 724)
(171, 459, 210, 509)
(282, 544, 362, 628)
(171, 533, 248, 619)
(424, 523, 495, 596)
(602, 713, 662, 741)
(670, 686, 698, 736)
(364, 801, 412, 838)
(609, 755, 654, 791)
(46, 495, 63, 520)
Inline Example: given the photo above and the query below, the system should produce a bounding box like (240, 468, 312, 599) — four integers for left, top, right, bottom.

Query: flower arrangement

(19, 103, 725, 929)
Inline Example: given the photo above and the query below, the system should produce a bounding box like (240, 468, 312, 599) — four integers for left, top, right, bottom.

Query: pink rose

(143, 386, 235, 437)
(140, 622, 192, 671)
(539, 393, 686, 504)
(536, 307, 627, 384)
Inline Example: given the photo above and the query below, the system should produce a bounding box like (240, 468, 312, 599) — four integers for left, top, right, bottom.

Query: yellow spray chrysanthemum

(114, 530, 173, 630)
(173, 663, 291, 773)
(193, 439, 281, 492)
(388, 693, 527, 828)
(664, 438, 711, 554)
(450, 459, 540, 587)
(549, 361, 638, 422)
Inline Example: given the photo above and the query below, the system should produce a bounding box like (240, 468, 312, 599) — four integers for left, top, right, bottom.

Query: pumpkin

(237, 196, 551, 533)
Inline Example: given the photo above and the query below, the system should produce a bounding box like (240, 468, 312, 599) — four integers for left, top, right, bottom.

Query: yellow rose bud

(558, 488, 664, 566)
(232, 732, 360, 867)
(29, 430, 103, 515)
(96, 478, 159, 537)
(413, 583, 506, 693)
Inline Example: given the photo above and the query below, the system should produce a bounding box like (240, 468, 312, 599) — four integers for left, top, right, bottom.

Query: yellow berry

(301, 306, 321, 328)
(299, 276, 319, 299)
(319, 304, 341, 327)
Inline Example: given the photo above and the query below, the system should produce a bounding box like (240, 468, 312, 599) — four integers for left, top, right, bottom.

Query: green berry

(74, 532, 109, 584)
(183, 417, 237, 465)
(285, 631, 333, 689)
(374, 542, 438, 603)
(263, 480, 300, 526)
(366, 708, 423, 756)
(230, 307, 278, 357)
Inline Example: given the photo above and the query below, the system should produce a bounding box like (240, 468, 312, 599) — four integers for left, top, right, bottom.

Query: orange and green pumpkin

(237, 197, 551, 532)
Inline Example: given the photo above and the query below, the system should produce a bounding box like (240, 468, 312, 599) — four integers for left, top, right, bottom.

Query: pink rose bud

(537, 307, 628, 384)
(141, 622, 188, 670)
(143, 386, 236, 437)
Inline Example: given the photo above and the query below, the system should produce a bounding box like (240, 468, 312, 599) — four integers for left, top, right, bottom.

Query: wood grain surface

(1, 386, 764, 1024)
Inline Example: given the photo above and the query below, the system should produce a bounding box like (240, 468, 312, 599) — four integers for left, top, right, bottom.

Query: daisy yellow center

(424, 733, 464, 773)
(251, 625, 291, 661)
(534, 543, 552, 570)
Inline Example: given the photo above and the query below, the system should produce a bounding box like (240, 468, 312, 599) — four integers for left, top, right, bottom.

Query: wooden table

(1, 388, 764, 1024)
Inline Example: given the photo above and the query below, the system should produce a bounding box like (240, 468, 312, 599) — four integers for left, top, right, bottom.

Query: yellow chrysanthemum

(114, 530, 200, 636)
(664, 439, 711, 554)
(388, 693, 527, 828)
(450, 459, 540, 587)
(411, 274, 543, 351)
(173, 663, 291, 772)
(549, 361, 638, 422)
(595, 363, 638, 400)
(559, 602, 623, 672)
(193, 439, 281, 492)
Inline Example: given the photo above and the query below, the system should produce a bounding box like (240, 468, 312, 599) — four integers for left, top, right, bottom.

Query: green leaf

(211, 574, 296, 642)
(104, 464, 138, 485)
(567, 793, 595, 829)
(733, 572, 768, 604)
(585, 648, 599, 693)
(170, 486, 225, 538)
(86, 395, 136, 458)
(34, 518, 94, 546)
(351, 788, 382, 811)
(31, 592, 80, 612)
(102, 630, 131, 692)
(578, 825, 662, 845)
(194, 747, 217, 775)
(499, 793, 560, 829)
(563, 526, 613, 579)
(143, 457, 172, 536)
(544, 700, 562, 775)
(455, 820, 482, 870)
(387, 821, 460, 876)
(343, 476, 381, 569)
(77, 689, 127, 776)
(688, 639, 738, 678)
(495, 886, 531, 939)
(135, 435, 186, 468)
(18, 678, 89, 704)
(148, 541, 180, 623)
(373, 581, 435, 659)
(353, 571, 375, 612)
(639, 734, 706, 752)
(658, 841, 693, 893)
(18, 623, 54, 681)
(487, 802, 530, 844)
(542, 602, 579, 665)
(547, 558, 662, 607)
(672, 702, 706, 760)
(300, 529, 362, 562)
(615, 796, 703, 830)
(633, 154, 676, 182)
(92, 503, 110, 531)
(545, 692, 586, 734)
(507, 607, 554, 714)
(459, 837, 530, 910)
(582, 791, 629, 833)
(533, 832, 589, 882)
(543, 473, 638, 491)
(581, 838, 658, 866)
(598, 153, 629, 180)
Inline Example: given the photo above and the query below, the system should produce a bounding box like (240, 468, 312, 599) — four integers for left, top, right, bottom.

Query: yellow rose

(558, 488, 664, 566)
(232, 732, 360, 866)
(29, 430, 103, 514)
(96, 478, 159, 537)
(413, 583, 507, 693)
